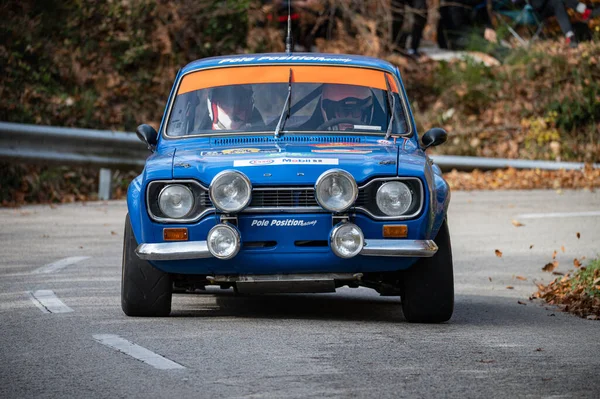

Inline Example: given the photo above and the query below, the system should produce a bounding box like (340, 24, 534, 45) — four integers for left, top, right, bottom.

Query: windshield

(165, 66, 409, 137)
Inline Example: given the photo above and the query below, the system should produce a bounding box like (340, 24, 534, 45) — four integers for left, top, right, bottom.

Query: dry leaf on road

(515, 276, 527, 281)
(506, 286, 514, 289)
(574, 258, 582, 268)
(512, 220, 524, 227)
(495, 249, 503, 257)
(561, 245, 565, 253)
(577, 232, 581, 239)
(542, 262, 558, 272)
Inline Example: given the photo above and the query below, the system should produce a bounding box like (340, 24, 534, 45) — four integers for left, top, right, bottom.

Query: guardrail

(0, 122, 147, 200)
(1, 122, 597, 200)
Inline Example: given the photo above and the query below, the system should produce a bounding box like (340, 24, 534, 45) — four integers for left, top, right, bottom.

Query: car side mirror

(136, 124, 158, 152)
(421, 128, 447, 150)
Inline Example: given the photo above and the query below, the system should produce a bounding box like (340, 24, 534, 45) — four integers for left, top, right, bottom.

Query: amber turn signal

(383, 225, 408, 238)
(163, 228, 188, 241)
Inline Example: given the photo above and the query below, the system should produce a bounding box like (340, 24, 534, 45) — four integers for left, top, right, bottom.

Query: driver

(207, 85, 254, 130)
(320, 84, 375, 128)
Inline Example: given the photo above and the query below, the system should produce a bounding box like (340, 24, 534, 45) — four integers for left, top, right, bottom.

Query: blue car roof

(180, 52, 398, 75)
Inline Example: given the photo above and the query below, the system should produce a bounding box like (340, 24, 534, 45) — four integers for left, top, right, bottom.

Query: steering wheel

(316, 117, 365, 131)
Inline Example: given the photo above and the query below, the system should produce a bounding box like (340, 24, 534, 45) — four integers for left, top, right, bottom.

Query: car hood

(171, 141, 423, 185)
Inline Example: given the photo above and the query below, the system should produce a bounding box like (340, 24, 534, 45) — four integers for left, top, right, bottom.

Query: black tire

(121, 214, 172, 316)
(401, 219, 454, 323)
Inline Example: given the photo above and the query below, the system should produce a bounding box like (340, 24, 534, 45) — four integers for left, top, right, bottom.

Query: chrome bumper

(136, 239, 437, 261)
(360, 239, 438, 257)
(136, 241, 212, 261)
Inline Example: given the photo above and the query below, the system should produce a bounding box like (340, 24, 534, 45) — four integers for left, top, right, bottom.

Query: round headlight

(158, 184, 194, 219)
(376, 181, 412, 216)
(209, 170, 252, 213)
(330, 223, 364, 259)
(315, 169, 358, 213)
(207, 224, 241, 260)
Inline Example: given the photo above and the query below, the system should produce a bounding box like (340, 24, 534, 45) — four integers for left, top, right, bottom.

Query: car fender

(127, 174, 144, 244)
(425, 159, 450, 239)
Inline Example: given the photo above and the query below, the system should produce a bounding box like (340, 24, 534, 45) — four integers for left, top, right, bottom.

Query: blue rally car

(124, 53, 453, 322)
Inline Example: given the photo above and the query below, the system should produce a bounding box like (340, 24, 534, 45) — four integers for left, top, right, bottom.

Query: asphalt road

(1, 190, 599, 398)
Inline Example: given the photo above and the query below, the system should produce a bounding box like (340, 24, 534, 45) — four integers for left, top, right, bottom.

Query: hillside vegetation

(1, 0, 599, 205)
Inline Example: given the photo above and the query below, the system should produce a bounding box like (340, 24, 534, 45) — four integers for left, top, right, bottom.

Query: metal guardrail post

(98, 169, 112, 200)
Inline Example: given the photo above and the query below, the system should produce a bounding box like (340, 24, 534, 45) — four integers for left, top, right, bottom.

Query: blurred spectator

(391, 0, 428, 56)
(521, 0, 600, 47)
(437, 0, 489, 49)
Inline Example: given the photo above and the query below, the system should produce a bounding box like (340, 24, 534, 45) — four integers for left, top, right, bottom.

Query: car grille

(198, 188, 321, 210)
(249, 188, 319, 208)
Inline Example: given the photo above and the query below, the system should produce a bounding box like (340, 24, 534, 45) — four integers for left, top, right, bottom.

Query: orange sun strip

(177, 65, 399, 95)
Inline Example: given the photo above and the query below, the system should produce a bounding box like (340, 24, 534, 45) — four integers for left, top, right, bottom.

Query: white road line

(32, 256, 90, 274)
(27, 290, 74, 313)
(517, 211, 600, 219)
(93, 334, 185, 370)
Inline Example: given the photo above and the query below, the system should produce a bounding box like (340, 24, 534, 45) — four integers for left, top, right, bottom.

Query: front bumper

(136, 239, 438, 261)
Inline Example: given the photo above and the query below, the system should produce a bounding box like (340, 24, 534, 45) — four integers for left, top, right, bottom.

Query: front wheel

(121, 214, 172, 317)
(401, 219, 454, 323)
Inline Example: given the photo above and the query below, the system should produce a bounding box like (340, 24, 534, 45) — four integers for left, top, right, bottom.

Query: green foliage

(435, 58, 499, 114)
(575, 259, 600, 299)
(0, 0, 251, 130)
(426, 41, 600, 162)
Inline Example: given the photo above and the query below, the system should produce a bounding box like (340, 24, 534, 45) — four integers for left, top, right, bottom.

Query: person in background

(391, 0, 428, 57)
(523, 0, 600, 47)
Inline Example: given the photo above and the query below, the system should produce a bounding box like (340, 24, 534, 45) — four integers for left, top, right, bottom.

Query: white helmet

(207, 85, 254, 130)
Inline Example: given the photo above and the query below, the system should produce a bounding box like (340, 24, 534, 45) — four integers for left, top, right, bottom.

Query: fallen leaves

(517, 300, 527, 305)
(515, 276, 527, 281)
(506, 286, 514, 289)
(574, 258, 582, 268)
(444, 166, 600, 191)
(577, 232, 581, 239)
(495, 249, 503, 258)
(511, 220, 524, 227)
(533, 258, 600, 319)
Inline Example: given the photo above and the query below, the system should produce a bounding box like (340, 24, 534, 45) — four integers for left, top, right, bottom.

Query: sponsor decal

(312, 149, 372, 154)
(222, 148, 259, 155)
(379, 159, 396, 166)
(234, 158, 338, 167)
(249, 159, 274, 165)
(217, 56, 353, 64)
(251, 219, 318, 227)
(201, 148, 280, 156)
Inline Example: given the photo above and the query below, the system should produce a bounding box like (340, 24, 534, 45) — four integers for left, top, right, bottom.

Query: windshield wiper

(274, 68, 293, 138)
(384, 74, 395, 140)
